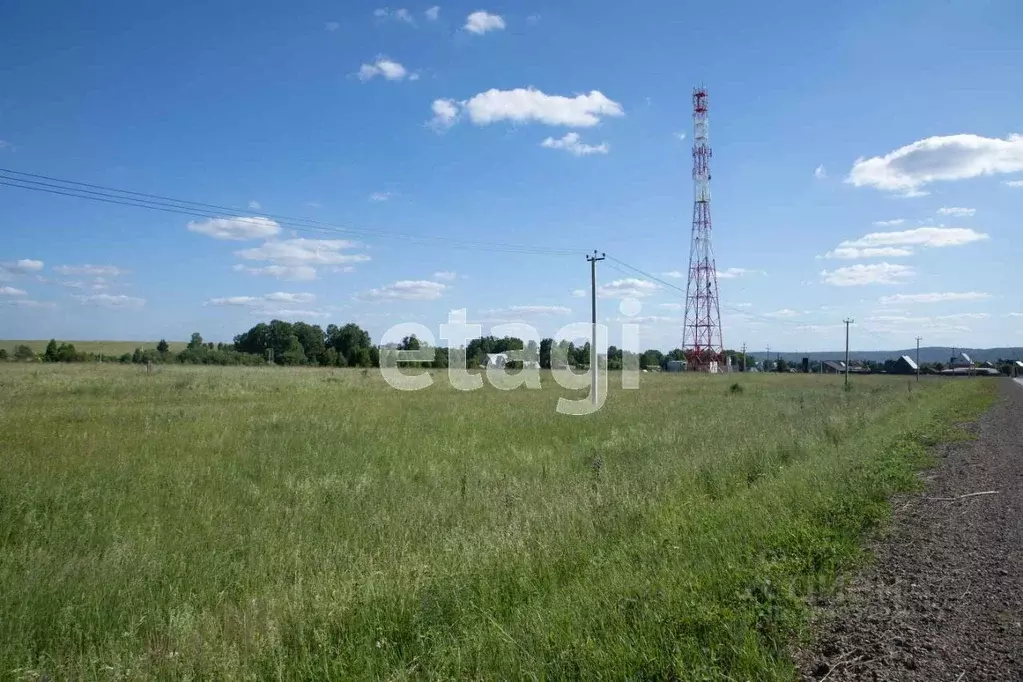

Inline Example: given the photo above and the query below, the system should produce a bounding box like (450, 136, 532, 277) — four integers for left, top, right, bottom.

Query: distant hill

(763, 347, 1023, 365)
(0, 340, 186, 356)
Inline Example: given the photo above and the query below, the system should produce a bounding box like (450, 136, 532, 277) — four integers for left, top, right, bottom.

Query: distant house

(822, 360, 845, 374)
(664, 360, 685, 373)
(484, 353, 508, 369)
(483, 353, 539, 370)
(891, 355, 919, 375)
(940, 366, 1000, 377)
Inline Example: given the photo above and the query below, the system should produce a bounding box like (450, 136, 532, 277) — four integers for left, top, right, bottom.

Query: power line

(0, 168, 582, 257)
(607, 255, 845, 329)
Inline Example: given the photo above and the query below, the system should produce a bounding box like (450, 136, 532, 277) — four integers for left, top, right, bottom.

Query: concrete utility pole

(766, 344, 771, 371)
(915, 336, 922, 382)
(741, 342, 746, 373)
(587, 251, 606, 406)
(843, 318, 854, 387)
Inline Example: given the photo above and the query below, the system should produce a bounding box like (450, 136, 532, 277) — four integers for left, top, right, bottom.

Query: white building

(483, 353, 539, 370)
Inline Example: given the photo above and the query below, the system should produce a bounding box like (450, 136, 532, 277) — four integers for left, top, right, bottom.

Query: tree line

(3, 318, 761, 371)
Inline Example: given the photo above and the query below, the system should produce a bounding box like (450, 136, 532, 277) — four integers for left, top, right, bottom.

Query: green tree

(399, 334, 421, 351)
(44, 339, 59, 362)
(539, 338, 553, 370)
(0, 349, 7, 361)
(356, 347, 373, 368)
(640, 349, 664, 370)
(233, 322, 270, 356)
(14, 345, 35, 361)
(56, 343, 79, 362)
(156, 339, 170, 354)
(292, 322, 326, 365)
(776, 357, 789, 372)
(326, 323, 373, 367)
(187, 333, 204, 350)
(278, 335, 307, 365)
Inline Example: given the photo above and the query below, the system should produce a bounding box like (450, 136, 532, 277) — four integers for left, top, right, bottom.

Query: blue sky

(1, 0, 1022, 352)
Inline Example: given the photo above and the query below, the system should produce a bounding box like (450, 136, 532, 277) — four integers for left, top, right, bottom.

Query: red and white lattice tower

(682, 86, 724, 371)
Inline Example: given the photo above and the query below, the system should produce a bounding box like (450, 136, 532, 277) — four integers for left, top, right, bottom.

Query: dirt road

(802, 379, 1023, 681)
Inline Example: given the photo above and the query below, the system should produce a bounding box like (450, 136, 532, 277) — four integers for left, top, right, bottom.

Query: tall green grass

(0, 365, 994, 680)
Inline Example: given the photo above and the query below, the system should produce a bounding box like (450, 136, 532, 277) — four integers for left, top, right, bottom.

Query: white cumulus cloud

(188, 216, 281, 241)
(5, 299, 55, 309)
(358, 57, 409, 82)
(433, 271, 457, 281)
(0, 259, 44, 280)
(356, 280, 447, 301)
(540, 132, 608, 156)
(235, 239, 370, 278)
(662, 271, 684, 278)
(847, 133, 1023, 194)
(936, 206, 975, 217)
(74, 293, 145, 308)
(814, 164, 827, 179)
(53, 264, 127, 277)
(872, 218, 905, 227)
(464, 10, 504, 34)
(433, 88, 624, 129)
(1006, 179, 1023, 187)
(369, 191, 392, 202)
(0, 286, 26, 296)
(425, 6, 440, 20)
(59, 277, 110, 291)
(570, 289, 586, 298)
(232, 265, 319, 281)
(716, 267, 759, 279)
(822, 246, 914, 259)
(325, 21, 340, 31)
(597, 278, 658, 298)
(819, 262, 915, 286)
(764, 308, 799, 318)
(429, 99, 460, 129)
(374, 7, 414, 23)
(258, 308, 331, 319)
(481, 305, 571, 317)
(206, 292, 319, 318)
(879, 292, 992, 305)
(841, 226, 987, 249)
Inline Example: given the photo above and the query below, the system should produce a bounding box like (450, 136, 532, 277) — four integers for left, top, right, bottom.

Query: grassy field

(0, 365, 995, 680)
(0, 340, 186, 356)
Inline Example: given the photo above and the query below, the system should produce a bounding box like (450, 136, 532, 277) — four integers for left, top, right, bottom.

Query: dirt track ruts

(801, 379, 1023, 681)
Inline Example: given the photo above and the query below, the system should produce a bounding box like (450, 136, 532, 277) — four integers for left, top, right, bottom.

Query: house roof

(823, 360, 845, 371)
(1016, 361, 1023, 368)
(899, 355, 919, 370)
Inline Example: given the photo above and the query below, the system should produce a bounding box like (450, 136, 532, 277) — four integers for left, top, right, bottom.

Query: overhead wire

(0, 168, 583, 257)
(605, 254, 846, 329)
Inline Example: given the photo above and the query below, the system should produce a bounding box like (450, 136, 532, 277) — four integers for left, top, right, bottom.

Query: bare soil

(801, 380, 1023, 681)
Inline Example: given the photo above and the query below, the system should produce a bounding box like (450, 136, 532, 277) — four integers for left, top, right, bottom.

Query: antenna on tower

(682, 86, 724, 372)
